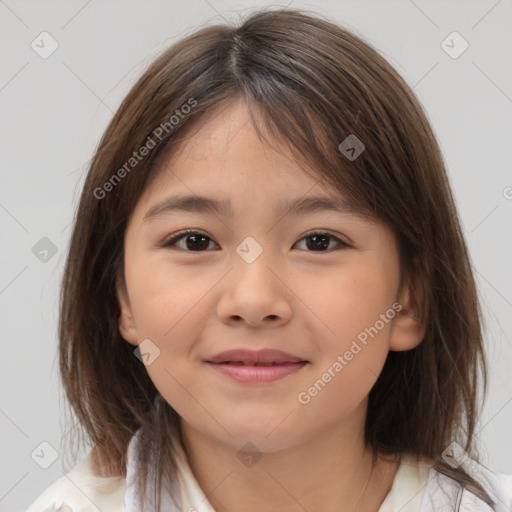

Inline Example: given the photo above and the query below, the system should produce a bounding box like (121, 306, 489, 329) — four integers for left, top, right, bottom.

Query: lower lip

(205, 361, 308, 383)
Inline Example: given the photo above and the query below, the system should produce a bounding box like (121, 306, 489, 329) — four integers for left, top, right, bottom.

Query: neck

(179, 403, 400, 512)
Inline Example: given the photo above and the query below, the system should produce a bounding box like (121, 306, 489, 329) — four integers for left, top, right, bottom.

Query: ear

(389, 275, 427, 352)
(116, 274, 139, 346)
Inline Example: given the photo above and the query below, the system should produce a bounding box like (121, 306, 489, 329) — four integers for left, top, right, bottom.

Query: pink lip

(205, 361, 308, 383)
(205, 348, 309, 384)
(206, 348, 306, 364)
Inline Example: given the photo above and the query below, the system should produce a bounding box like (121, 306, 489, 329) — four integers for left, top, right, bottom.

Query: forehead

(131, 99, 373, 226)
(137, 101, 332, 207)
(164, 99, 308, 178)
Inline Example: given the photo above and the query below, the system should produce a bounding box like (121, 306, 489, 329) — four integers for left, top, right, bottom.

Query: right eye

(163, 230, 218, 251)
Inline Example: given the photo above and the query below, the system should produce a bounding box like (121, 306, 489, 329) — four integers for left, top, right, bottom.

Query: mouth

(210, 361, 299, 366)
(205, 361, 308, 383)
(205, 349, 309, 383)
(206, 348, 307, 364)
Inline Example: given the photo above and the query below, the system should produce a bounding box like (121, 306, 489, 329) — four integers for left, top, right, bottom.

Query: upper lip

(206, 349, 307, 364)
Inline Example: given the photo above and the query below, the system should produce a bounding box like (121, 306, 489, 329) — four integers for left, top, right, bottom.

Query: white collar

(124, 427, 216, 512)
(124, 428, 510, 512)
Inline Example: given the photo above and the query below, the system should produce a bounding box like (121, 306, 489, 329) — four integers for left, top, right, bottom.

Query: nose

(216, 247, 293, 328)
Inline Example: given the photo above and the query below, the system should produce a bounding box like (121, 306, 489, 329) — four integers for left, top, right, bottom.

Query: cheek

(128, 257, 215, 340)
(301, 260, 398, 344)
(295, 260, 397, 407)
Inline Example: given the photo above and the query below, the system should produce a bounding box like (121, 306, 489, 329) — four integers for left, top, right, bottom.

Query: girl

(27, 7, 512, 512)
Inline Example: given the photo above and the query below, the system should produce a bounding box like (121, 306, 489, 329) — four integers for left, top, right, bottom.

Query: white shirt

(26, 429, 512, 512)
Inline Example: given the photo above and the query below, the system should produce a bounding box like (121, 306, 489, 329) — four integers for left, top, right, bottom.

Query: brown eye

(164, 230, 216, 251)
(294, 232, 347, 252)
(163, 230, 347, 253)
(305, 234, 330, 250)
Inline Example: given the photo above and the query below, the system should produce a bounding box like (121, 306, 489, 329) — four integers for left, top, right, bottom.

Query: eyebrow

(142, 194, 367, 223)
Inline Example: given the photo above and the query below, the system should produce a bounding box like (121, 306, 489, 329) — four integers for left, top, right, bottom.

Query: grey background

(1, 0, 511, 511)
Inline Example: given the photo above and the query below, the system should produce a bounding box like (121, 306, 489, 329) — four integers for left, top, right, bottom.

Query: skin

(117, 98, 426, 512)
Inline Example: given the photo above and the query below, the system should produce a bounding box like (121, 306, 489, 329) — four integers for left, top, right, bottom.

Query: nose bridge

(236, 234, 266, 265)
(232, 234, 279, 289)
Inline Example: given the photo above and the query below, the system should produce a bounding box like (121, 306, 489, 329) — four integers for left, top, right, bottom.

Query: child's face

(117, 98, 421, 453)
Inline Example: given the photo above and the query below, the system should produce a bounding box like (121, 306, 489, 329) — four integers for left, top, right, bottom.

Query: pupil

(184, 234, 330, 251)
(187, 234, 209, 250)
(306, 234, 329, 250)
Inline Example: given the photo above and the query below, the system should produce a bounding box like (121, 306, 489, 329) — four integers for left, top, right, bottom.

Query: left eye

(294, 231, 347, 251)
(162, 230, 347, 252)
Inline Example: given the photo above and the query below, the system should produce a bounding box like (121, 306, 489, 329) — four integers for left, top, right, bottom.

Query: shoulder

(380, 452, 512, 512)
(25, 451, 126, 512)
(419, 458, 512, 512)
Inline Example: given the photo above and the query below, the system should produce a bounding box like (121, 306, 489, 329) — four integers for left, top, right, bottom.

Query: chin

(215, 411, 305, 453)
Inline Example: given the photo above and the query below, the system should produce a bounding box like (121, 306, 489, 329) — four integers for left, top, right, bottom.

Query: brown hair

(58, 7, 492, 510)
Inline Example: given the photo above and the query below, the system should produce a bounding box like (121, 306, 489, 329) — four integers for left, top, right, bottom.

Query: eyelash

(162, 229, 349, 253)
